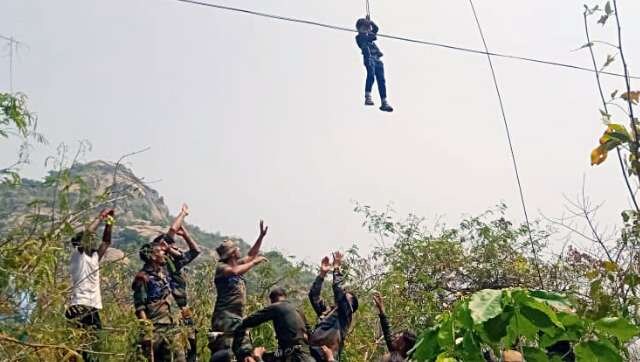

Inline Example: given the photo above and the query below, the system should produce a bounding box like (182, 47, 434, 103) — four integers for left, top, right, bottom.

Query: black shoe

(380, 101, 394, 112)
(365, 95, 374, 106)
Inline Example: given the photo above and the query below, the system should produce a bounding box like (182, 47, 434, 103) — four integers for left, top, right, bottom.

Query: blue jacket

(355, 21, 383, 60)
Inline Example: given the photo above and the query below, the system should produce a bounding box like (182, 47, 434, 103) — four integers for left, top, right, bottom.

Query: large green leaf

(521, 298, 564, 329)
(529, 290, 573, 311)
(595, 317, 640, 343)
(574, 341, 622, 362)
(523, 347, 548, 362)
(482, 310, 512, 343)
(437, 315, 455, 350)
(412, 327, 441, 362)
(454, 302, 473, 330)
(461, 331, 484, 362)
(504, 310, 538, 346)
(469, 289, 503, 324)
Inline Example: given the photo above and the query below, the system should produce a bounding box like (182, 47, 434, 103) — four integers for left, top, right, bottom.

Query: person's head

(216, 240, 241, 262)
(355, 18, 371, 33)
(391, 330, 417, 356)
(71, 231, 98, 253)
(139, 243, 166, 266)
(269, 287, 287, 303)
(152, 233, 175, 246)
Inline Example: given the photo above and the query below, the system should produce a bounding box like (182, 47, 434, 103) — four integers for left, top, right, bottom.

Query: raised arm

(174, 225, 200, 268)
(97, 209, 115, 260)
(247, 220, 268, 258)
(373, 292, 393, 352)
(167, 203, 189, 239)
(331, 252, 353, 322)
(309, 256, 331, 316)
(221, 256, 268, 277)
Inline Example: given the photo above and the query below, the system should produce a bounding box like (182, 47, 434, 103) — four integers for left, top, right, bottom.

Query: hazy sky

(2, 0, 639, 262)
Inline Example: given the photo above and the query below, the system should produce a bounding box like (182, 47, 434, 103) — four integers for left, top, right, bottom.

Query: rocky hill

(0, 160, 250, 259)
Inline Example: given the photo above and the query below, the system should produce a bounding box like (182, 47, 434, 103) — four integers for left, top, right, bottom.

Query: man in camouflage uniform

(232, 287, 314, 362)
(153, 204, 200, 361)
(133, 243, 186, 362)
(208, 221, 269, 362)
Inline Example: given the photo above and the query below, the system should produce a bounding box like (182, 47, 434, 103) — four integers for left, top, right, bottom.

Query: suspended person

(66, 208, 115, 362)
(132, 243, 187, 362)
(208, 221, 270, 362)
(372, 292, 416, 361)
(153, 204, 200, 362)
(308, 252, 359, 361)
(232, 287, 314, 362)
(356, 15, 393, 112)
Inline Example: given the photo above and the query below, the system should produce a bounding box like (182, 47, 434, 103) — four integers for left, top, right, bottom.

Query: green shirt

(213, 262, 246, 317)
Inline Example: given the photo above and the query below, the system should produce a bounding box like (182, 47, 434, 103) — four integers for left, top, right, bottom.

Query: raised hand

(180, 203, 190, 216)
(259, 220, 268, 239)
(320, 256, 332, 275)
(253, 255, 268, 265)
(372, 291, 385, 314)
(252, 347, 266, 358)
(332, 251, 344, 268)
(99, 208, 115, 220)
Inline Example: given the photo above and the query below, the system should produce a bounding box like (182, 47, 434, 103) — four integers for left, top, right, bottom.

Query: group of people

(66, 206, 416, 362)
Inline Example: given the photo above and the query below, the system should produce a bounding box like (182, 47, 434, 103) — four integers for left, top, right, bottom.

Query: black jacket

(234, 300, 309, 350)
(308, 270, 354, 361)
(355, 21, 383, 60)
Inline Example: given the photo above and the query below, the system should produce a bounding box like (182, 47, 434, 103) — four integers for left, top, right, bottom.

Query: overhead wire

(467, 0, 545, 289)
(170, 0, 639, 80)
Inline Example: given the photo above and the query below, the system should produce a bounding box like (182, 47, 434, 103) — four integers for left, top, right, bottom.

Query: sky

(1, 0, 639, 262)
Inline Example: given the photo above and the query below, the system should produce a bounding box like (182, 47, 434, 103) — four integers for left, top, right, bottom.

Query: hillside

(0, 160, 252, 258)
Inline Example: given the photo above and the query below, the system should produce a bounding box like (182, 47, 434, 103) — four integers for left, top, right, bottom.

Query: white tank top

(70, 249, 102, 309)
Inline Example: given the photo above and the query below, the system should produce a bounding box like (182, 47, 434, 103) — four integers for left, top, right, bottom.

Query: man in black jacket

(308, 252, 358, 361)
(355, 16, 393, 112)
(233, 287, 313, 362)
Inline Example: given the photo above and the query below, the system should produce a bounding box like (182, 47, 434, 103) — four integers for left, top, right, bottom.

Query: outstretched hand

(372, 291, 385, 313)
(99, 208, 115, 220)
(258, 220, 268, 239)
(253, 255, 268, 265)
(180, 203, 190, 216)
(319, 256, 332, 275)
(332, 251, 344, 268)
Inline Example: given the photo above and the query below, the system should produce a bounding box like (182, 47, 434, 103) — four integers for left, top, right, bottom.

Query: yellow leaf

(621, 91, 640, 105)
(603, 260, 618, 272)
(591, 145, 608, 165)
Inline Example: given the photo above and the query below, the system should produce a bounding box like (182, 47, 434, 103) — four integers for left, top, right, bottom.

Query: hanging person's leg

(364, 58, 376, 106)
(375, 59, 393, 112)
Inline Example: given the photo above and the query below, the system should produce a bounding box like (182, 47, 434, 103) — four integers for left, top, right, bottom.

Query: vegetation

(2, 1, 640, 361)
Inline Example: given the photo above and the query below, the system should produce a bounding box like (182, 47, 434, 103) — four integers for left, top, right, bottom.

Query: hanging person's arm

(240, 220, 268, 264)
(166, 203, 189, 239)
(97, 209, 115, 260)
(309, 256, 332, 317)
(373, 292, 394, 352)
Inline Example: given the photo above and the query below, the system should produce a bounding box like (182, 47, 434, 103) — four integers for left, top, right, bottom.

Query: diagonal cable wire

(467, 0, 545, 289)
(169, 0, 639, 80)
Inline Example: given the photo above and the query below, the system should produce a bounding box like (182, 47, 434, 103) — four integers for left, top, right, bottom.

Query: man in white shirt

(65, 208, 114, 361)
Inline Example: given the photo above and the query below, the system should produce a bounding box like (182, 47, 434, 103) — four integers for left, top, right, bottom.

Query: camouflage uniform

(132, 264, 186, 362)
(162, 239, 200, 362)
(208, 258, 252, 362)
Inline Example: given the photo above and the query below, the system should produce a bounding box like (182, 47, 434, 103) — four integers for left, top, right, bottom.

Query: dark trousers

(364, 57, 387, 100)
(65, 305, 102, 362)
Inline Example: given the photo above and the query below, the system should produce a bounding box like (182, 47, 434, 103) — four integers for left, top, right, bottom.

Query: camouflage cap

(216, 240, 239, 261)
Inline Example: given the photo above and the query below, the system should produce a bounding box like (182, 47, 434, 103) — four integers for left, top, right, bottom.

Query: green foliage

(411, 288, 633, 362)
